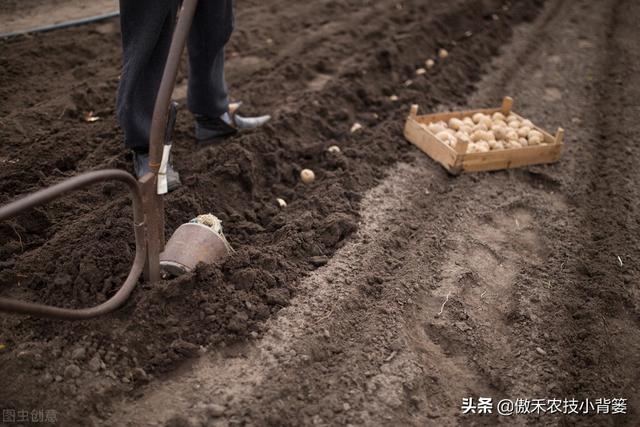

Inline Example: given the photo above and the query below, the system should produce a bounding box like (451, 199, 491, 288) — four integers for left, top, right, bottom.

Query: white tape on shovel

(157, 144, 172, 195)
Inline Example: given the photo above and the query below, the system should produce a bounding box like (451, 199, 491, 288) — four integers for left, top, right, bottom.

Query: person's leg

(117, 0, 180, 152)
(186, 0, 234, 118)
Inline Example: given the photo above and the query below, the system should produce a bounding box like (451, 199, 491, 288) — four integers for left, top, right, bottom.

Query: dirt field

(1, 0, 639, 425)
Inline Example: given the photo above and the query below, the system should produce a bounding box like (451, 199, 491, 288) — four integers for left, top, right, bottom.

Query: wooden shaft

(148, 0, 199, 171)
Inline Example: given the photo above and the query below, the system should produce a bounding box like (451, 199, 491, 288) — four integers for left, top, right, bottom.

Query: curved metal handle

(0, 170, 146, 320)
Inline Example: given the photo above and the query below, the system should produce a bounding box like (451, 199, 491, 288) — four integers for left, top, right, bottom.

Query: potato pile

(424, 112, 547, 153)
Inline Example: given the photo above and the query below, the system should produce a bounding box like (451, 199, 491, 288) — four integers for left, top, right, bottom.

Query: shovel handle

(148, 0, 199, 171)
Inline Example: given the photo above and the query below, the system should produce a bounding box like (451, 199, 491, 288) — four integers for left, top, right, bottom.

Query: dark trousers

(117, 0, 234, 151)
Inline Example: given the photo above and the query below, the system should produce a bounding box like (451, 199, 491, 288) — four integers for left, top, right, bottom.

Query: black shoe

(194, 114, 238, 145)
(133, 152, 181, 192)
(194, 103, 271, 145)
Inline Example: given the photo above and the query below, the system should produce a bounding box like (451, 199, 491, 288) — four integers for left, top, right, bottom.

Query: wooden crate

(403, 96, 564, 175)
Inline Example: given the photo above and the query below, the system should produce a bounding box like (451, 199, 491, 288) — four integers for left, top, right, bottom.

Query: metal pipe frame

(0, 170, 146, 320)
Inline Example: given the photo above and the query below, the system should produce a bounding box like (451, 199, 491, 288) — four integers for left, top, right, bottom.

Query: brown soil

(1, 0, 639, 426)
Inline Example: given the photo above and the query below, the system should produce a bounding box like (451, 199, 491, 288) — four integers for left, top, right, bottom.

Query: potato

(448, 117, 465, 130)
(428, 122, 447, 134)
(476, 141, 490, 152)
(517, 126, 531, 137)
(459, 125, 473, 134)
(479, 117, 493, 129)
(455, 131, 471, 142)
(300, 169, 315, 184)
(492, 112, 506, 121)
(436, 131, 457, 146)
(505, 129, 519, 141)
(505, 140, 522, 149)
(488, 140, 504, 150)
(471, 130, 494, 142)
(472, 113, 488, 124)
(470, 130, 485, 142)
(528, 130, 544, 145)
(492, 126, 508, 140)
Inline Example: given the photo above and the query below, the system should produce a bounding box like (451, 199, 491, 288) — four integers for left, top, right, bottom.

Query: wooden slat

(462, 143, 563, 172)
(413, 107, 502, 125)
(501, 96, 513, 115)
(404, 117, 459, 173)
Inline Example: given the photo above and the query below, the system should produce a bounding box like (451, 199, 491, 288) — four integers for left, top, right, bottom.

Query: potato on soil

(300, 169, 315, 184)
